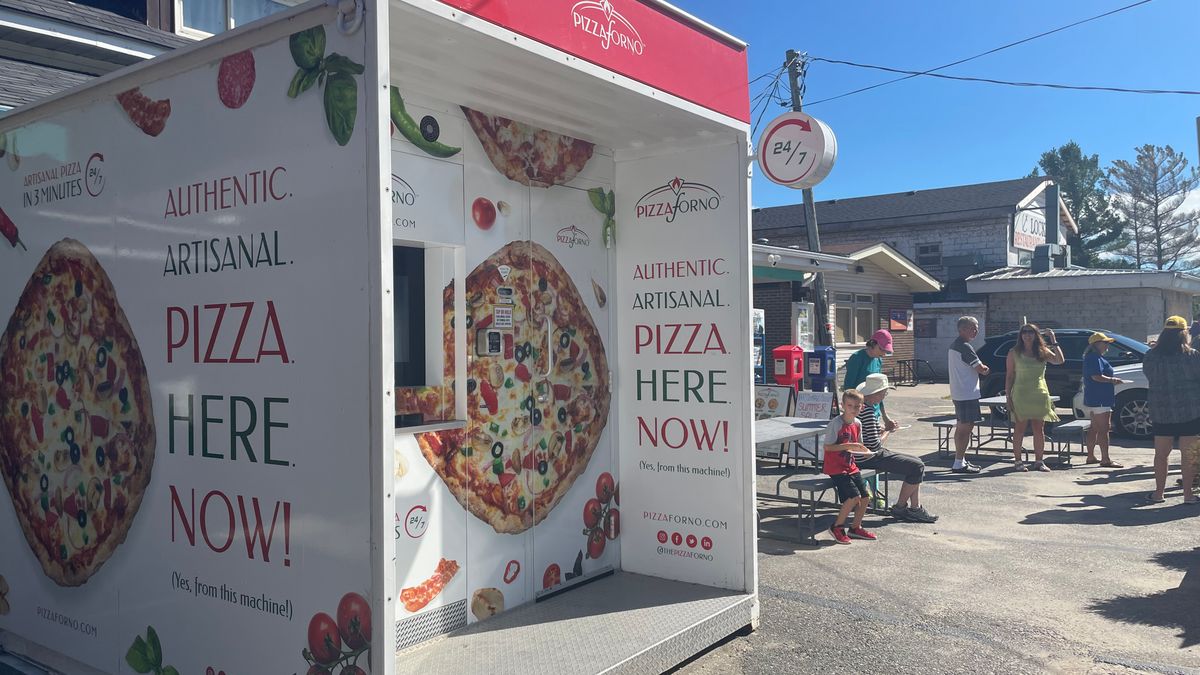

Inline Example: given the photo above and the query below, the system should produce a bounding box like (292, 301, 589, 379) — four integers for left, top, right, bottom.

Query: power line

(749, 56, 796, 138)
(805, 0, 1154, 106)
(807, 56, 1200, 96)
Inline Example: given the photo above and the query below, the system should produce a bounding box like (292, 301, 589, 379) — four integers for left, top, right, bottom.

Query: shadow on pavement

(755, 501, 902, 553)
(1089, 547, 1200, 648)
(1072, 465, 1155, 486)
(1020, 491, 1200, 526)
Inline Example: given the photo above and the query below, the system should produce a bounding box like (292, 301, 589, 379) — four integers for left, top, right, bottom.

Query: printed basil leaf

(324, 53, 365, 75)
(299, 68, 321, 95)
(287, 68, 307, 98)
(324, 72, 358, 146)
(162, 667, 180, 675)
(289, 26, 326, 71)
(605, 189, 616, 216)
(145, 626, 163, 668)
(588, 187, 607, 215)
(124, 636, 153, 673)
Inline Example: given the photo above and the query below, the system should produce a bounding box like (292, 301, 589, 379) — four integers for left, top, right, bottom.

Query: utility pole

(785, 50, 833, 352)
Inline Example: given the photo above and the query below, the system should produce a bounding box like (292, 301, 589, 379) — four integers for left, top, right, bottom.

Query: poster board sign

(0, 18, 378, 673)
(617, 141, 749, 590)
(794, 391, 833, 420)
(754, 385, 793, 420)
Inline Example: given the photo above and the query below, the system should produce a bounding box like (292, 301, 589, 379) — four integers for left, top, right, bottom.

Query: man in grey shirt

(948, 316, 988, 474)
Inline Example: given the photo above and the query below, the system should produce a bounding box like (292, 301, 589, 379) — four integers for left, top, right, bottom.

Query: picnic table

(938, 395, 1083, 464)
(755, 416, 828, 494)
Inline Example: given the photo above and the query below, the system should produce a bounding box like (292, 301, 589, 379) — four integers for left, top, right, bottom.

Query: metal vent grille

(395, 599, 467, 651)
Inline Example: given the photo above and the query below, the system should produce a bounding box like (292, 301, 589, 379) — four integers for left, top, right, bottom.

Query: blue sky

(672, 0, 1200, 210)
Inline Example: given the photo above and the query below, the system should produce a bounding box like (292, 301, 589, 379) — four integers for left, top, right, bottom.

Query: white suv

(1072, 362, 1151, 439)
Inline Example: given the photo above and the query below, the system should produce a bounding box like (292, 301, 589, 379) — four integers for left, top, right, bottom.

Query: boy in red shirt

(823, 389, 878, 544)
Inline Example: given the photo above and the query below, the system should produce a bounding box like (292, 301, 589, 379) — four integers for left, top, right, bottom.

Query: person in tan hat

(854, 373, 937, 522)
(1081, 332, 1127, 468)
(1143, 315, 1200, 504)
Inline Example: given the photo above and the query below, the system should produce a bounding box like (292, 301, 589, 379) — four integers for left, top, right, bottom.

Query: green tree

(1106, 144, 1200, 271)
(1029, 141, 1125, 266)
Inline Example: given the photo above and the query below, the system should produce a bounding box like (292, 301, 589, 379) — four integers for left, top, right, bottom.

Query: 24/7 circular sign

(757, 112, 837, 189)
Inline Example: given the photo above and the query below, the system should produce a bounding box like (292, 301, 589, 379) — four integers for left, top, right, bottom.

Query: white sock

(952, 459, 964, 469)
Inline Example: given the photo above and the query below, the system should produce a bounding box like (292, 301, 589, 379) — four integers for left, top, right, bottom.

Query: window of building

(832, 292, 874, 344)
(178, 0, 293, 36)
(393, 246, 459, 428)
(916, 243, 942, 267)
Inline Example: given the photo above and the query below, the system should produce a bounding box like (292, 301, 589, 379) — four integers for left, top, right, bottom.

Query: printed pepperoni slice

(217, 50, 256, 109)
(116, 88, 171, 137)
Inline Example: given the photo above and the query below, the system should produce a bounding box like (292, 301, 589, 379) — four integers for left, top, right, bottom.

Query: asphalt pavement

(677, 383, 1198, 675)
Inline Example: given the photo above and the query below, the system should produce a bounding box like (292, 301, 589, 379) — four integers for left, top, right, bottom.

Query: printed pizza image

(0, 239, 155, 586)
(462, 106, 594, 188)
(418, 242, 610, 534)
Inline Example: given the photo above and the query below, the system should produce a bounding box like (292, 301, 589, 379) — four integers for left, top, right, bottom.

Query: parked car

(1072, 363, 1152, 439)
(976, 329, 1150, 431)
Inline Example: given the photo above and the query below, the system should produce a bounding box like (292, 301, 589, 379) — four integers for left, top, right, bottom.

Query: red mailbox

(772, 344, 805, 390)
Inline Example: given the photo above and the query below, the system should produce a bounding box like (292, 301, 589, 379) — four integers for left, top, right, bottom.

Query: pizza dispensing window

(394, 245, 459, 428)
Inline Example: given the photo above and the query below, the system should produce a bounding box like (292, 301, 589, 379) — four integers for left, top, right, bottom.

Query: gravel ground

(676, 383, 1199, 675)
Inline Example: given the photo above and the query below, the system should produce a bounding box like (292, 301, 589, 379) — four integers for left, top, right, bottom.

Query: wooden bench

(1044, 419, 1091, 466)
(786, 469, 883, 544)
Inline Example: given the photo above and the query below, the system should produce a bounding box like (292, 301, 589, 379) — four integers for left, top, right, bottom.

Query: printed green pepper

(390, 86, 461, 158)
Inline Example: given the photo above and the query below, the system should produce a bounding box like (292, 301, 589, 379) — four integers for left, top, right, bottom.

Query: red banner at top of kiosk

(438, 0, 750, 123)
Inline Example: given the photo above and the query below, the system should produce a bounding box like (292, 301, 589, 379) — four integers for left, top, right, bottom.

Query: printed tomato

(472, 197, 497, 230)
(595, 472, 615, 504)
(587, 528, 607, 559)
(307, 612, 342, 665)
(542, 563, 561, 590)
(337, 592, 371, 649)
(604, 507, 620, 540)
(583, 497, 604, 529)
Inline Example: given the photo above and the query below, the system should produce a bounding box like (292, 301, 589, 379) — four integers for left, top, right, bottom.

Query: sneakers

(889, 504, 910, 520)
(906, 505, 939, 523)
(847, 526, 877, 541)
(829, 525, 851, 544)
(952, 461, 982, 474)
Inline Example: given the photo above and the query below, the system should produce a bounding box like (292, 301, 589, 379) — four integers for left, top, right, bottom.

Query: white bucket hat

(856, 373, 894, 396)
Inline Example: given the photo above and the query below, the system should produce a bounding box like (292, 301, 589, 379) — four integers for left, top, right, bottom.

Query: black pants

(857, 448, 925, 485)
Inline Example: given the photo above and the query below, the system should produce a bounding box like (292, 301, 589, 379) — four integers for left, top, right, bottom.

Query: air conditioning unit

(1031, 244, 1070, 273)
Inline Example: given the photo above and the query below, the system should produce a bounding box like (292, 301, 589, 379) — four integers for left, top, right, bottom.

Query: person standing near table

(842, 329, 898, 431)
(1143, 315, 1200, 504)
(1082, 332, 1125, 468)
(1006, 324, 1064, 472)
(948, 316, 987, 474)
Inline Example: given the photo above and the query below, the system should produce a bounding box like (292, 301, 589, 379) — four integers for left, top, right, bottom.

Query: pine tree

(1106, 144, 1200, 271)
(1029, 141, 1125, 266)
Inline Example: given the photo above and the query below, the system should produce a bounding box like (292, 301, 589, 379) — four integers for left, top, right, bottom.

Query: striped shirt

(857, 405, 883, 452)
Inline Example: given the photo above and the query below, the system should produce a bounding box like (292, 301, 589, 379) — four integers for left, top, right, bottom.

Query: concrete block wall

(914, 304, 987, 378)
(762, 217, 1011, 283)
(984, 288, 1178, 343)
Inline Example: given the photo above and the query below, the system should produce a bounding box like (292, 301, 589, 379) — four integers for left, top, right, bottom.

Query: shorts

(830, 472, 869, 503)
(1082, 405, 1112, 418)
(954, 399, 982, 424)
(1152, 416, 1200, 438)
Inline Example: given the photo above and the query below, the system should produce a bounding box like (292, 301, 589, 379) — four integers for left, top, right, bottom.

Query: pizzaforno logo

(571, 0, 645, 55)
(556, 225, 591, 248)
(635, 177, 722, 224)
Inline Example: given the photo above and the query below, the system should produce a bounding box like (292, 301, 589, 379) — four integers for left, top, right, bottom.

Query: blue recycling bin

(805, 345, 837, 392)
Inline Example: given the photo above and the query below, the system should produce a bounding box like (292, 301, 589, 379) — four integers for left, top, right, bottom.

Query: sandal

(1013, 461, 1028, 472)
(1085, 458, 1101, 465)
(1034, 461, 1052, 472)
(1147, 493, 1166, 504)
(1099, 461, 1123, 468)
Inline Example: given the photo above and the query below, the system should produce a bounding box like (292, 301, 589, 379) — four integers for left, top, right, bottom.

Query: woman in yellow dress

(1005, 324, 1065, 471)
